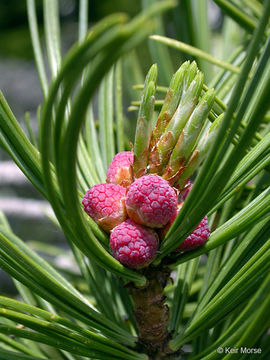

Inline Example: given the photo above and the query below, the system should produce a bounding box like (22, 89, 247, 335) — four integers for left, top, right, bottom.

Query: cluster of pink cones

(82, 151, 210, 269)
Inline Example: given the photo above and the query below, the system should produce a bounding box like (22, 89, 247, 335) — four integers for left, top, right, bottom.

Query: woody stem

(129, 266, 177, 359)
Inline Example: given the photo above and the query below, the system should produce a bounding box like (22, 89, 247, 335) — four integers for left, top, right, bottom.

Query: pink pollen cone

(161, 203, 210, 252)
(82, 183, 127, 232)
(125, 175, 177, 228)
(110, 219, 159, 268)
(106, 151, 134, 187)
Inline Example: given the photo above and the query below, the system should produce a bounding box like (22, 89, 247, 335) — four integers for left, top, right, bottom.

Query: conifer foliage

(0, 0, 269, 359)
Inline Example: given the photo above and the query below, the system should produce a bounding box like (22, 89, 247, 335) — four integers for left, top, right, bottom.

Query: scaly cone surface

(110, 219, 159, 268)
(82, 183, 127, 232)
(125, 175, 177, 228)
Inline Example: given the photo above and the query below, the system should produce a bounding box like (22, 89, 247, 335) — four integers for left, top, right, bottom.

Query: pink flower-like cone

(106, 151, 134, 187)
(126, 175, 177, 228)
(110, 219, 159, 268)
(82, 183, 127, 232)
(161, 203, 210, 252)
(177, 216, 209, 252)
